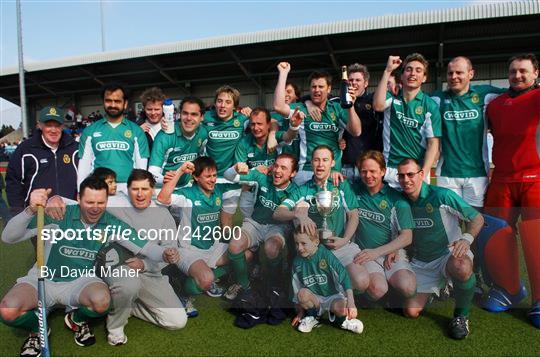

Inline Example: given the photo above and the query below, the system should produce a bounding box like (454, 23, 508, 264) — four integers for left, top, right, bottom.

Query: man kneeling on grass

(291, 226, 363, 334)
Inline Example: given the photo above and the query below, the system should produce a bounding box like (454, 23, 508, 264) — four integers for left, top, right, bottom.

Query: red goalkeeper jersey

(487, 87, 540, 183)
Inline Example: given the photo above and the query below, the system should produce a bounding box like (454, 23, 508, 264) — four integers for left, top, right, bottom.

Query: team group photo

(0, 1, 539, 356)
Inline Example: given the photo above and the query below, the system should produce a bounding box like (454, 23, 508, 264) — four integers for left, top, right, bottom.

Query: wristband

(461, 233, 474, 244)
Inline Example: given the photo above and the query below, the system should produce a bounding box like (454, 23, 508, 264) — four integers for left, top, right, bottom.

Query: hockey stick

(36, 205, 51, 357)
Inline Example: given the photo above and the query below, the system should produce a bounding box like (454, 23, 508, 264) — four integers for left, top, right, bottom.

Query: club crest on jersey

(330, 113, 336, 122)
(415, 106, 423, 115)
(319, 259, 328, 270)
(63, 154, 71, 164)
(124, 130, 132, 138)
(365, 104, 372, 110)
(379, 200, 388, 210)
(426, 203, 434, 213)
(197, 139, 202, 147)
(471, 93, 480, 104)
(215, 197, 221, 206)
(233, 119, 240, 127)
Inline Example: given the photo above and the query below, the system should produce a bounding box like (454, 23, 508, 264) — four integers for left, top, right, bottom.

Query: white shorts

(242, 218, 286, 251)
(384, 166, 431, 191)
(239, 187, 256, 218)
(364, 249, 413, 280)
(437, 176, 488, 207)
(177, 242, 228, 275)
(330, 241, 362, 267)
(16, 266, 106, 311)
(411, 249, 474, 295)
(316, 293, 346, 317)
(293, 170, 313, 186)
(217, 178, 241, 215)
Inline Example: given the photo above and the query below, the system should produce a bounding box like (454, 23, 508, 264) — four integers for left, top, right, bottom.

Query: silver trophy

(315, 181, 338, 241)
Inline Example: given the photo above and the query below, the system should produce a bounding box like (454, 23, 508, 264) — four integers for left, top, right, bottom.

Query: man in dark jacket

(6, 106, 79, 214)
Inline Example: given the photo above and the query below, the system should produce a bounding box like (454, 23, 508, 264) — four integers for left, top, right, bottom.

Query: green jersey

(381, 90, 442, 168)
(296, 101, 350, 171)
(170, 183, 240, 250)
(203, 110, 249, 175)
(28, 205, 144, 282)
(406, 183, 479, 262)
(282, 178, 359, 238)
(79, 118, 150, 182)
(148, 122, 207, 187)
(353, 182, 414, 249)
(234, 133, 282, 169)
(234, 169, 298, 224)
(431, 85, 504, 178)
(291, 245, 351, 302)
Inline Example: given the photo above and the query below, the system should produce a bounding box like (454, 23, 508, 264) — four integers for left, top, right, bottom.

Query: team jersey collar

(418, 182, 431, 201)
(103, 117, 129, 127)
(195, 183, 216, 202)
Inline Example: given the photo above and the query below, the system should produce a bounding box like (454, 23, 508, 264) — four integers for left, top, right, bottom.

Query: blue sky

(0, 0, 501, 125)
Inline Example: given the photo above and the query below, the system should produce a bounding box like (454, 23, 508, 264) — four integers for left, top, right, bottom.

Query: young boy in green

(291, 227, 363, 334)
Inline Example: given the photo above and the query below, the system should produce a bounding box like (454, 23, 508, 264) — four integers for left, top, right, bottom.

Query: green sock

(228, 250, 250, 289)
(264, 256, 282, 288)
(0, 310, 39, 333)
(73, 305, 108, 324)
(453, 274, 476, 317)
(184, 276, 204, 296)
(213, 266, 229, 280)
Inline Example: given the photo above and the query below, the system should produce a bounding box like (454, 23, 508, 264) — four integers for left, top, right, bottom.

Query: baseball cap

(39, 106, 64, 124)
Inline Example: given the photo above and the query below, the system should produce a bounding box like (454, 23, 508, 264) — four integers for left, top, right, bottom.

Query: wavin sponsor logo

(444, 110, 479, 121)
(396, 112, 418, 128)
(209, 131, 240, 140)
(59, 246, 96, 261)
(259, 196, 277, 210)
(96, 141, 129, 151)
(173, 153, 198, 164)
(197, 212, 219, 223)
(250, 159, 274, 167)
(303, 274, 328, 287)
(414, 218, 434, 228)
(308, 122, 339, 132)
(358, 209, 385, 223)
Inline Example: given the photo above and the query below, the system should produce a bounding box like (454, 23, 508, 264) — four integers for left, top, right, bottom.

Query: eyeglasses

(397, 170, 422, 180)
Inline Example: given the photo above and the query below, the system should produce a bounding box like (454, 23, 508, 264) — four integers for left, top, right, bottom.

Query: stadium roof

(1, 1, 539, 104)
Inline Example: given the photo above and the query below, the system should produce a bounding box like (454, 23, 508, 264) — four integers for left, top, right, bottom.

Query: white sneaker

(224, 283, 242, 301)
(341, 318, 364, 334)
(107, 327, 128, 346)
(298, 316, 320, 333)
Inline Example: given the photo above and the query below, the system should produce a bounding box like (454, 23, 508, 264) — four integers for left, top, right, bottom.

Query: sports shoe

(20, 334, 40, 357)
(224, 283, 242, 301)
(107, 327, 128, 346)
(205, 281, 225, 298)
(298, 316, 320, 333)
(528, 300, 540, 329)
(449, 316, 470, 340)
(179, 296, 198, 318)
(341, 318, 364, 334)
(64, 311, 96, 347)
(483, 284, 527, 312)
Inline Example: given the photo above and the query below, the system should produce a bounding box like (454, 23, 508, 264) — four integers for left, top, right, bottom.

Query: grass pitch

(1, 236, 538, 356)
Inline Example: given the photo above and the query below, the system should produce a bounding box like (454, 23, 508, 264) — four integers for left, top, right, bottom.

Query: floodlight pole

(100, 0, 106, 51)
(16, 0, 29, 138)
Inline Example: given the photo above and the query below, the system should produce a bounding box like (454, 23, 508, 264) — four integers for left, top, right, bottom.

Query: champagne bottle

(340, 66, 353, 109)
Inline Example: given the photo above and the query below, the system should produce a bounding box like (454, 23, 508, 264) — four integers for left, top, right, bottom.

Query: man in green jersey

(275, 145, 369, 293)
(157, 157, 241, 314)
(78, 83, 150, 193)
(373, 54, 442, 189)
(291, 227, 363, 334)
(430, 56, 504, 208)
(273, 62, 363, 185)
(148, 97, 207, 188)
(203, 86, 250, 227)
(352, 150, 416, 304)
(0, 177, 174, 355)
(224, 153, 299, 296)
(398, 158, 484, 339)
